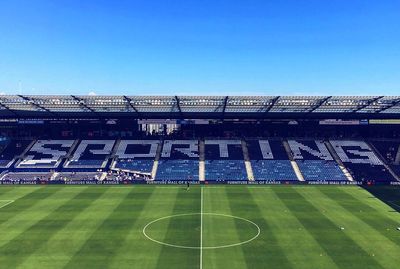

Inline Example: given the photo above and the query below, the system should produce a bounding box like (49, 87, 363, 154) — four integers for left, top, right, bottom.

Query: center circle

(142, 213, 260, 249)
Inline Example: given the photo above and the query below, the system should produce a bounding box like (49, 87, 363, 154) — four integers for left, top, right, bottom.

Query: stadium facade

(0, 95, 399, 185)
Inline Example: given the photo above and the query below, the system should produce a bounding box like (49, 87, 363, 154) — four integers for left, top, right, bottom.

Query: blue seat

(156, 160, 198, 181)
(346, 163, 395, 182)
(0, 140, 33, 167)
(115, 159, 154, 173)
(371, 141, 400, 178)
(205, 160, 247, 181)
(251, 160, 297, 181)
(297, 160, 347, 181)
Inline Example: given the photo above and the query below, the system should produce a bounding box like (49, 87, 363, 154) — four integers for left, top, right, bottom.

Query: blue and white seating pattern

(113, 140, 159, 174)
(330, 140, 383, 165)
(0, 140, 33, 168)
(205, 140, 243, 159)
(269, 140, 290, 159)
(115, 140, 159, 159)
(157, 160, 199, 180)
(288, 140, 333, 161)
(115, 159, 154, 173)
(371, 141, 400, 178)
(66, 140, 115, 168)
(247, 140, 298, 181)
(247, 140, 274, 159)
(251, 160, 298, 181)
(205, 160, 247, 181)
(156, 140, 199, 181)
(330, 140, 395, 182)
(1, 138, 398, 183)
(296, 160, 347, 181)
(17, 140, 74, 168)
(204, 140, 247, 181)
(288, 140, 347, 181)
(161, 140, 199, 159)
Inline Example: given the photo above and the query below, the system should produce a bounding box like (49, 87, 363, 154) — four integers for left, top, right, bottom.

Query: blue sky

(0, 0, 399, 96)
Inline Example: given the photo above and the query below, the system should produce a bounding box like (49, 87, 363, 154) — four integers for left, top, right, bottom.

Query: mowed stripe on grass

(0, 187, 85, 267)
(226, 187, 292, 269)
(154, 187, 200, 269)
(302, 187, 400, 268)
(273, 187, 385, 269)
(108, 187, 183, 269)
(19, 187, 114, 268)
(249, 187, 339, 269)
(0, 185, 399, 269)
(202, 186, 248, 269)
(64, 187, 155, 269)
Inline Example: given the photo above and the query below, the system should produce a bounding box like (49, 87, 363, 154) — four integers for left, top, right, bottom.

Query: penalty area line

(0, 200, 15, 209)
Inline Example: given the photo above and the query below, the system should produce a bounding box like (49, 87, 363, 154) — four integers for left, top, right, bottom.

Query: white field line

(0, 200, 15, 209)
(200, 187, 203, 269)
(142, 212, 260, 249)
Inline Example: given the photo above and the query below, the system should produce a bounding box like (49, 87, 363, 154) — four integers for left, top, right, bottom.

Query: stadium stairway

(68, 139, 80, 158)
(0, 170, 8, 180)
(367, 141, 400, 181)
(101, 155, 113, 169)
(242, 140, 254, 181)
(283, 140, 304, 181)
(109, 156, 117, 170)
(61, 139, 80, 167)
(107, 139, 121, 172)
(99, 172, 107, 181)
(7, 139, 38, 171)
(199, 140, 205, 181)
(324, 141, 354, 181)
(151, 141, 163, 180)
(110, 139, 121, 158)
(19, 139, 37, 160)
(101, 140, 121, 169)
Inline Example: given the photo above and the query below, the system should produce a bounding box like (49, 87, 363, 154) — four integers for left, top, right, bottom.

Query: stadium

(0, 95, 400, 268)
(2, 0, 400, 268)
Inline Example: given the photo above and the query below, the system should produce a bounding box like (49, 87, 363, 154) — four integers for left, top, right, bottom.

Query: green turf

(0, 185, 399, 269)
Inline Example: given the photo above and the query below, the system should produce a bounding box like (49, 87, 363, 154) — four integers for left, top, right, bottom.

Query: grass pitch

(0, 185, 399, 269)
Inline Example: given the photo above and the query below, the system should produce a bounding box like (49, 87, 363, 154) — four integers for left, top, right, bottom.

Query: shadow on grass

(362, 185, 400, 213)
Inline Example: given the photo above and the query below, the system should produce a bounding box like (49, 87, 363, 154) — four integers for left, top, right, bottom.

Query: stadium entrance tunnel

(142, 213, 260, 249)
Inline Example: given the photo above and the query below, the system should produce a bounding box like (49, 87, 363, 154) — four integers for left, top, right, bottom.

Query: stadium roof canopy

(1, 95, 400, 119)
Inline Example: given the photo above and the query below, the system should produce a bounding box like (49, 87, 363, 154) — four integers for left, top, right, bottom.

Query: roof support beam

(18, 95, 56, 116)
(352, 96, 384, 113)
(0, 100, 19, 117)
(123, 96, 141, 118)
(71, 95, 96, 114)
(264, 96, 280, 113)
(308, 96, 332, 113)
(376, 98, 400, 113)
(174, 96, 183, 119)
(2, 95, 400, 119)
(221, 96, 229, 120)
